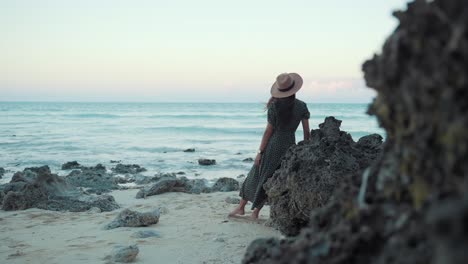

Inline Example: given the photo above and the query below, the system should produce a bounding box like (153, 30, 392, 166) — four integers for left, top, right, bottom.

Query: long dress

(240, 99, 310, 209)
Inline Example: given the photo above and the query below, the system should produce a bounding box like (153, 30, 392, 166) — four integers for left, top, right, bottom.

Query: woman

(229, 73, 310, 219)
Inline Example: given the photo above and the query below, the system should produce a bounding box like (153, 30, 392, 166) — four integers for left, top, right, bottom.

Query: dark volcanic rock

(105, 208, 160, 229)
(265, 117, 382, 236)
(1, 166, 119, 212)
(66, 164, 118, 192)
(212, 177, 240, 192)
(112, 164, 147, 174)
(183, 148, 195, 152)
(198, 159, 216, 166)
(0, 167, 4, 178)
(61, 161, 81, 170)
(243, 0, 468, 263)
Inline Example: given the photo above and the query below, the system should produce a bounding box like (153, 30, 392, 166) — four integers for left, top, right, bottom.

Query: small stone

(131, 230, 161, 238)
(198, 159, 216, 166)
(242, 158, 254, 163)
(184, 148, 195, 152)
(105, 208, 160, 229)
(108, 244, 139, 263)
(88, 207, 102, 213)
(110, 160, 121, 164)
(213, 237, 226, 243)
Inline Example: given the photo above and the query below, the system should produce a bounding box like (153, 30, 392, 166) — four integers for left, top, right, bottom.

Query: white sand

(0, 190, 281, 263)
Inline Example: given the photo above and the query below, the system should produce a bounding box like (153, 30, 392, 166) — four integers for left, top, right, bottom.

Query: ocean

(0, 102, 384, 183)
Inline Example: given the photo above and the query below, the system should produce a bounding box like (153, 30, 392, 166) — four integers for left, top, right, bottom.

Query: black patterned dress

(240, 99, 310, 209)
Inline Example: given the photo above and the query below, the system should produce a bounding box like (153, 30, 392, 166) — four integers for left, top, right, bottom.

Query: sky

(0, 0, 410, 103)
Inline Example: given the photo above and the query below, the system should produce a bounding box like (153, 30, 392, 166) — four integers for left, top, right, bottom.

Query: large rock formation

(242, 0, 468, 263)
(265, 117, 382, 235)
(0, 166, 119, 212)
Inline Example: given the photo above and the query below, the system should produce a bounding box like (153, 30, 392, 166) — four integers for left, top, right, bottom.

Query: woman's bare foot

(251, 208, 260, 219)
(228, 207, 245, 217)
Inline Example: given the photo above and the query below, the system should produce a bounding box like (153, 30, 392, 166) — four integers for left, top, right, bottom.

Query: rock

(107, 245, 139, 263)
(242, 0, 468, 263)
(131, 230, 161, 238)
(105, 208, 160, 229)
(136, 178, 189, 198)
(110, 160, 121, 163)
(186, 178, 211, 194)
(237, 174, 246, 179)
(242, 158, 254, 163)
(225, 197, 241, 204)
(66, 164, 118, 192)
(112, 164, 147, 174)
(183, 148, 195, 152)
(88, 207, 102, 213)
(176, 171, 186, 175)
(212, 177, 239, 192)
(0, 167, 5, 178)
(426, 197, 468, 264)
(264, 117, 382, 236)
(61, 161, 81, 170)
(135, 175, 213, 197)
(1, 166, 119, 212)
(198, 159, 216, 166)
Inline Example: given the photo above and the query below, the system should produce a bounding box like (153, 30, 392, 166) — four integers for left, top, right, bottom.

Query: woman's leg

(228, 199, 248, 216)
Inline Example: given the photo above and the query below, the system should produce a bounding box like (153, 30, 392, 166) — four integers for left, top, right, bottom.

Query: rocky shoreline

(242, 1, 468, 263)
(0, 162, 243, 212)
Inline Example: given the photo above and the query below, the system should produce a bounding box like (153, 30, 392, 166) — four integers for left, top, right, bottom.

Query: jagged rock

(1, 166, 119, 212)
(134, 173, 176, 185)
(66, 164, 118, 192)
(426, 196, 468, 264)
(131, 230, 161, 238)
(105, 208, 160, 229)
(112, 164, 147, 174)
(265, 117, 382, 236)
(185, 178, 211, 194)
(0, 167, 5, 178)
(243, 0, 468, 263)
(243, 158, 254, 163)
(135, 176, 212, 198)
(212, 177, 239, 192)
(61, 161, 81, 170)
(135, 178, 189, 198)
(183, 148, 195, 152)
(106, 244, 139, 263)
(198, 159, 216, 166)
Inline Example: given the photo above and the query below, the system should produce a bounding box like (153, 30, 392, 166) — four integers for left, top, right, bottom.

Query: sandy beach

(0, 189, 280, 264)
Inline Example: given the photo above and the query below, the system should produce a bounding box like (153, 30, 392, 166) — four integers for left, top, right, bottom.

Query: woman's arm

(302, 119, 310, 141)
(255, 123, 274, 166)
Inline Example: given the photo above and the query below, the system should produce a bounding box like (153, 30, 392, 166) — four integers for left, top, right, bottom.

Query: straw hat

(270, 73, 303, 98)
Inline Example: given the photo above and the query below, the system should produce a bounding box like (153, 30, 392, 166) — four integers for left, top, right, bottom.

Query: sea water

(0, 102, 384, 183)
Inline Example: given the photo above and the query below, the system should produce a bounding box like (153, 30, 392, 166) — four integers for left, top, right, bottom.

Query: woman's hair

(266, 94, 296, 126)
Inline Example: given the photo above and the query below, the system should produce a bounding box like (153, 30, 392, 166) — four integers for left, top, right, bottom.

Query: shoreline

(0, 189, 280, 263)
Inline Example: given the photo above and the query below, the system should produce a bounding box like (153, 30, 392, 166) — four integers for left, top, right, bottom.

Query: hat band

(278, 81, 295, 92)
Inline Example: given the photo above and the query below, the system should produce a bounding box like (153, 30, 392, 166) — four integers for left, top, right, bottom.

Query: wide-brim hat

(270, 73, 303, 98)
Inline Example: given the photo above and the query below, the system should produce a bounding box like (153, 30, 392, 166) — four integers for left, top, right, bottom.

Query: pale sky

(0, 0, 410, 102)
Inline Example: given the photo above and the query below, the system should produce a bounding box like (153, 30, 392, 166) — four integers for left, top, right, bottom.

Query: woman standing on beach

(229, 73, 310, 219)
